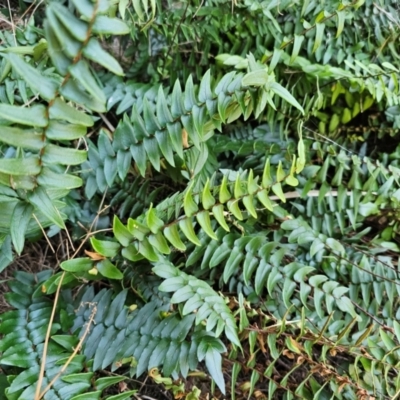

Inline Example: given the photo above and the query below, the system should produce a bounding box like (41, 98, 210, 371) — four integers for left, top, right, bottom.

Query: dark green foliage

(0, 0, 400, 398)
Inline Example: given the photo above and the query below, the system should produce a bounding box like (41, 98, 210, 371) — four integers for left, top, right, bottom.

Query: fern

(0, 0, 129, 266)
(2, 0, 400, 398)
(0, 271, 135, 400)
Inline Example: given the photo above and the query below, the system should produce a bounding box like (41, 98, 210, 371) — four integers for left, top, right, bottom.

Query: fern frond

(72, 286, 228, 393)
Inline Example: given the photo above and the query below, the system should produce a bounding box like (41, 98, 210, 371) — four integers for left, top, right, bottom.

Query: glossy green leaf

(50, 2, 88, 41)
(28, 186, 65, 228)
(271, 182, 286, 203)
(8, 54, 58, 101)
(46, 121, 86, 141)
(37, 168, 82, 189)
(234, 175, 244, 199)
(91, 238, 120, 258)
(83, 38, 124, 76)
(202, 179, 216, 210)
(276, 161, 285, 182)
(262, 158, 273, 187)
(92, 16, 130, 35)
(61, 79, 106, 113)
(148, 231, 171, 254)
(10, 202, 33, 255)
(97, 259, 123, 280)
(0, 157, 40, 176)
(336, 11, 345, 37)
(0, 104, 47, 127)
(205, 348, 225, 394)
(95, 376, 126, 391)
(179, 218, 201, 246)
(242, 69, 269, 86)
(105, 391, 138, 400)
(61, 258, 93, 272)
(49, 98, 94, 127)
(313, 23, 325, 53)
(146, 206, 165, 234)
(69, 60, 106, 103)
(42, 144, 87, 165)
(196, 211, 217, 240)
(0, 126, 45, 150)
(242, 195, 257, 218)
(138, 237, 159, 261)
(269, 82, 304, 114)
(113, 215, 133, 247)
(183, 183, 199, 217)
(227, 199, 243, 220)
(290, 34, 304, 64)
(211, 204, 230, 231)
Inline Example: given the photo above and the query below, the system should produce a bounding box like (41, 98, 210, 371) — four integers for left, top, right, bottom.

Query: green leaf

(70, 0, 94, 19)
(247, 170, 258, 195)
(276, 161, 285, 182)
(336, 296, 358, 318)
(44, 20, 71, 75)
(42, 144, 87, 165)
(202, 179, 216, 210)
(179, 218, 201, 246)
(271, 182, 286, 203)
(50, 2, 88, 41)
(262, 158, 273, 187)
(156, 86, 173, 126)
(196, 211, 217, 240)
(51, 335, 79, 351)
(37, 167, 82, 189)
(105, 391, 138, 400)
(290, 35, 304, 64)
(227, 199, 243, 220)
(0, 157, 40, 176)
(219, 175, 231, 203)
(47, 121, 87, 141)
(269, 82, 304, 114)
(49, 98, 94, 127)
(159, 277, 185, 292)
(113, 215, 133, 247)
(7, 54, 58, 101)
(28, 186, 65, 228)
(10, 202, 33, 255)
(148, 231, 171, 254)
(46, 8, 81, 58)
(0, 126, 45, 150)
(61, 79, 105, 112)
(61, 258, 93, 273)
(7, 365, 39, 393)
(91, 238, 120, 258)
(184, 183, 199, 217)
(163, 224, 186, 251)
(97, 259, 123, 280)
(138, 237, 159, 261)
(242, 195, 257, 218)
(83, 40, 123, 76)
(0, 104, 47, 127)
(71, 391, 102, 400)
(234, 175, 244, 199)
(95, 376, 126, 391)
(336, 11, 345, 38)
(242, 69, 269, 86)
(69, 60, 106, 103)
(212, 204, 229, 232)
(146, 206, 165, 234)
(199, 70, 212, 102)
(205, 347, 225, 395)
(313, 23, 325, 53)
(92, 16, 130, 35)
